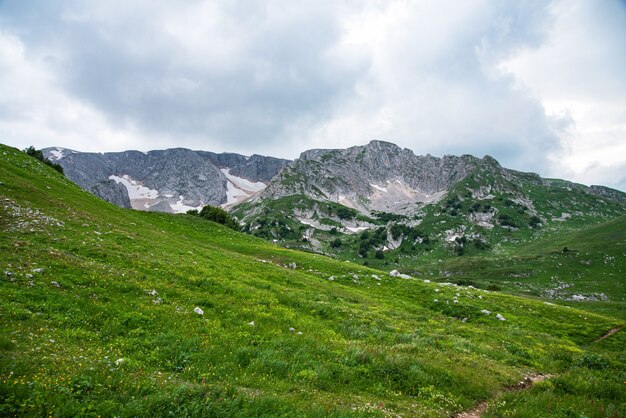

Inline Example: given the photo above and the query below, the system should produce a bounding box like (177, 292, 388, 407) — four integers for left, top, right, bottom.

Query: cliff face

(44, 141, 625, 218)
(258, 140, 483, 214)
(43, 147, 290, 212)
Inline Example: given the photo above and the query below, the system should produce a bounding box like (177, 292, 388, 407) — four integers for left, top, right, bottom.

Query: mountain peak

(364, 139, 402, 149)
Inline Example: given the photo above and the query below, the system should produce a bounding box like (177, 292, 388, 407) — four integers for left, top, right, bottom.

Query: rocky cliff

(43, 147, 290, 213)
(259, 140, 489, 214)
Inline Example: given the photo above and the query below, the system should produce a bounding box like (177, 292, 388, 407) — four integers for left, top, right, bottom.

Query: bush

(198, 205, 239, 230)
(25, 146, 64, 174)
(336, 207, 355, 220)
(575, 354, 609, 370)
(529, 215, 541, 228)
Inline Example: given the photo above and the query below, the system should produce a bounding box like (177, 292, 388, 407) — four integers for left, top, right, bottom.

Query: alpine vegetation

(1, 143, 624, 416)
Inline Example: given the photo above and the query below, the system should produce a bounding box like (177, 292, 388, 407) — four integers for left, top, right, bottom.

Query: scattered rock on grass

(193, 307, 204, 315)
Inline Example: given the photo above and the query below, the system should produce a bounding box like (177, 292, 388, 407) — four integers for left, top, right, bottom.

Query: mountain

(253, 140, 623, 214)
(233, 141, 625, 306)
(43, 141, 625, 304)
(42, 147, 290, 213)
(260, 140, 480, 214)
(1, 143, 625, 417)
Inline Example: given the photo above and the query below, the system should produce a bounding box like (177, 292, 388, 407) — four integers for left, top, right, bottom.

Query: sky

(0, 0, 625, 190)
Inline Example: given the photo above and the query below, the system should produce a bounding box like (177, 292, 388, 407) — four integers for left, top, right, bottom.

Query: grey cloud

(0, 0, 623, 190)
(1, 1, 367, 151)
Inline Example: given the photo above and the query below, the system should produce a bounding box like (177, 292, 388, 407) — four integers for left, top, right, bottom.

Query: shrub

(575, 354, 608, 370)
(25, 146, 64, 174)
(529, 215, 541, 228)
(199, 205, 239, 230)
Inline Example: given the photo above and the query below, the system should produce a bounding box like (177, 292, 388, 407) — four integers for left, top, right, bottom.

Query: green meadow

(1, 144, 624, 417)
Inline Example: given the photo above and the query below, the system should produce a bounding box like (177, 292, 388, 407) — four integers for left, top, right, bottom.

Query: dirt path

(454, 374, 551, 418)
(593, 325, 623, 343)
(455, 325, 623, 417)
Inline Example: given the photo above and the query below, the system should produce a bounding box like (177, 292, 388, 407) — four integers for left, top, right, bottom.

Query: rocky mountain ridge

(45, 141, 624, 220)
(231, 141, 624, 265)
(259, 140, 495, 214)
(43, 147, 290, 213)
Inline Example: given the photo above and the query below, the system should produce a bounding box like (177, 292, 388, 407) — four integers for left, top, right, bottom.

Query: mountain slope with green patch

(1, 144, 624, 417)
(234, 148, 625, 317)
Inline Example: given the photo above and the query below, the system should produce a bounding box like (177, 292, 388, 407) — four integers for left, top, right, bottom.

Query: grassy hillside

(235, 165, 625, 319)
(1, 144, 624, 417)
(432, 216, 626, 317)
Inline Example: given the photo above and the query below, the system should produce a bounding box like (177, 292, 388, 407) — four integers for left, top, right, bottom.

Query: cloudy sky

(1, 0, 625, 190)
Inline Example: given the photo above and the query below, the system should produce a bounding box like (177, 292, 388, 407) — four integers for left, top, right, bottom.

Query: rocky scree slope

(43, 147, 290, 213)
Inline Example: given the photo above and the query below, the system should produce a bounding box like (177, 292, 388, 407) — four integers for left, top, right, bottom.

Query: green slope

(436, 216, 626, 316)
(1, 144, 624, 417)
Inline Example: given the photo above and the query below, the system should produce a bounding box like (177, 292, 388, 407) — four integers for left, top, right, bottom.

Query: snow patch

(220, 168, 266, 205)
(49, 147, 65, 160)
(109, 175, 159, 199)
(170, 195, 203, 214)
(221, 169, 266, 192)
(224, 179, 250, 204)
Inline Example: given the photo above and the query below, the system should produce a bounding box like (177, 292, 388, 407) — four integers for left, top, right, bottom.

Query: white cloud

(501, 0, 626, 189)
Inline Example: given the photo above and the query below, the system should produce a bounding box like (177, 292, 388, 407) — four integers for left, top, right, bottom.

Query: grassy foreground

(1, 144, 624, 417)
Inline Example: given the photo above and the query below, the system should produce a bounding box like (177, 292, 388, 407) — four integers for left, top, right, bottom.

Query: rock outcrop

(43, 147, 290, 212)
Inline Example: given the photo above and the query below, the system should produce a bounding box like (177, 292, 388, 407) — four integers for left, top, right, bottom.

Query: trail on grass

(456, 324, 623, 417)
(454, 374, 551, 418)
(593, 325, 623, 343)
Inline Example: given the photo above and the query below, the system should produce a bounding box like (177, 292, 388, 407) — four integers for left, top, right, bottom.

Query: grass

(1, 144, 625, 416)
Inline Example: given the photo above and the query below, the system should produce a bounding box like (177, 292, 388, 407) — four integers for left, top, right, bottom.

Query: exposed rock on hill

(43, 147, 289, 213)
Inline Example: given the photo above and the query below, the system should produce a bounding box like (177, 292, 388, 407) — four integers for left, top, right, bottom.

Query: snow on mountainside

(221, 168, 267, 206)
(47, 147, 78, 161)
(45, 141, 625, 220)
(43, 147, 289, 213)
